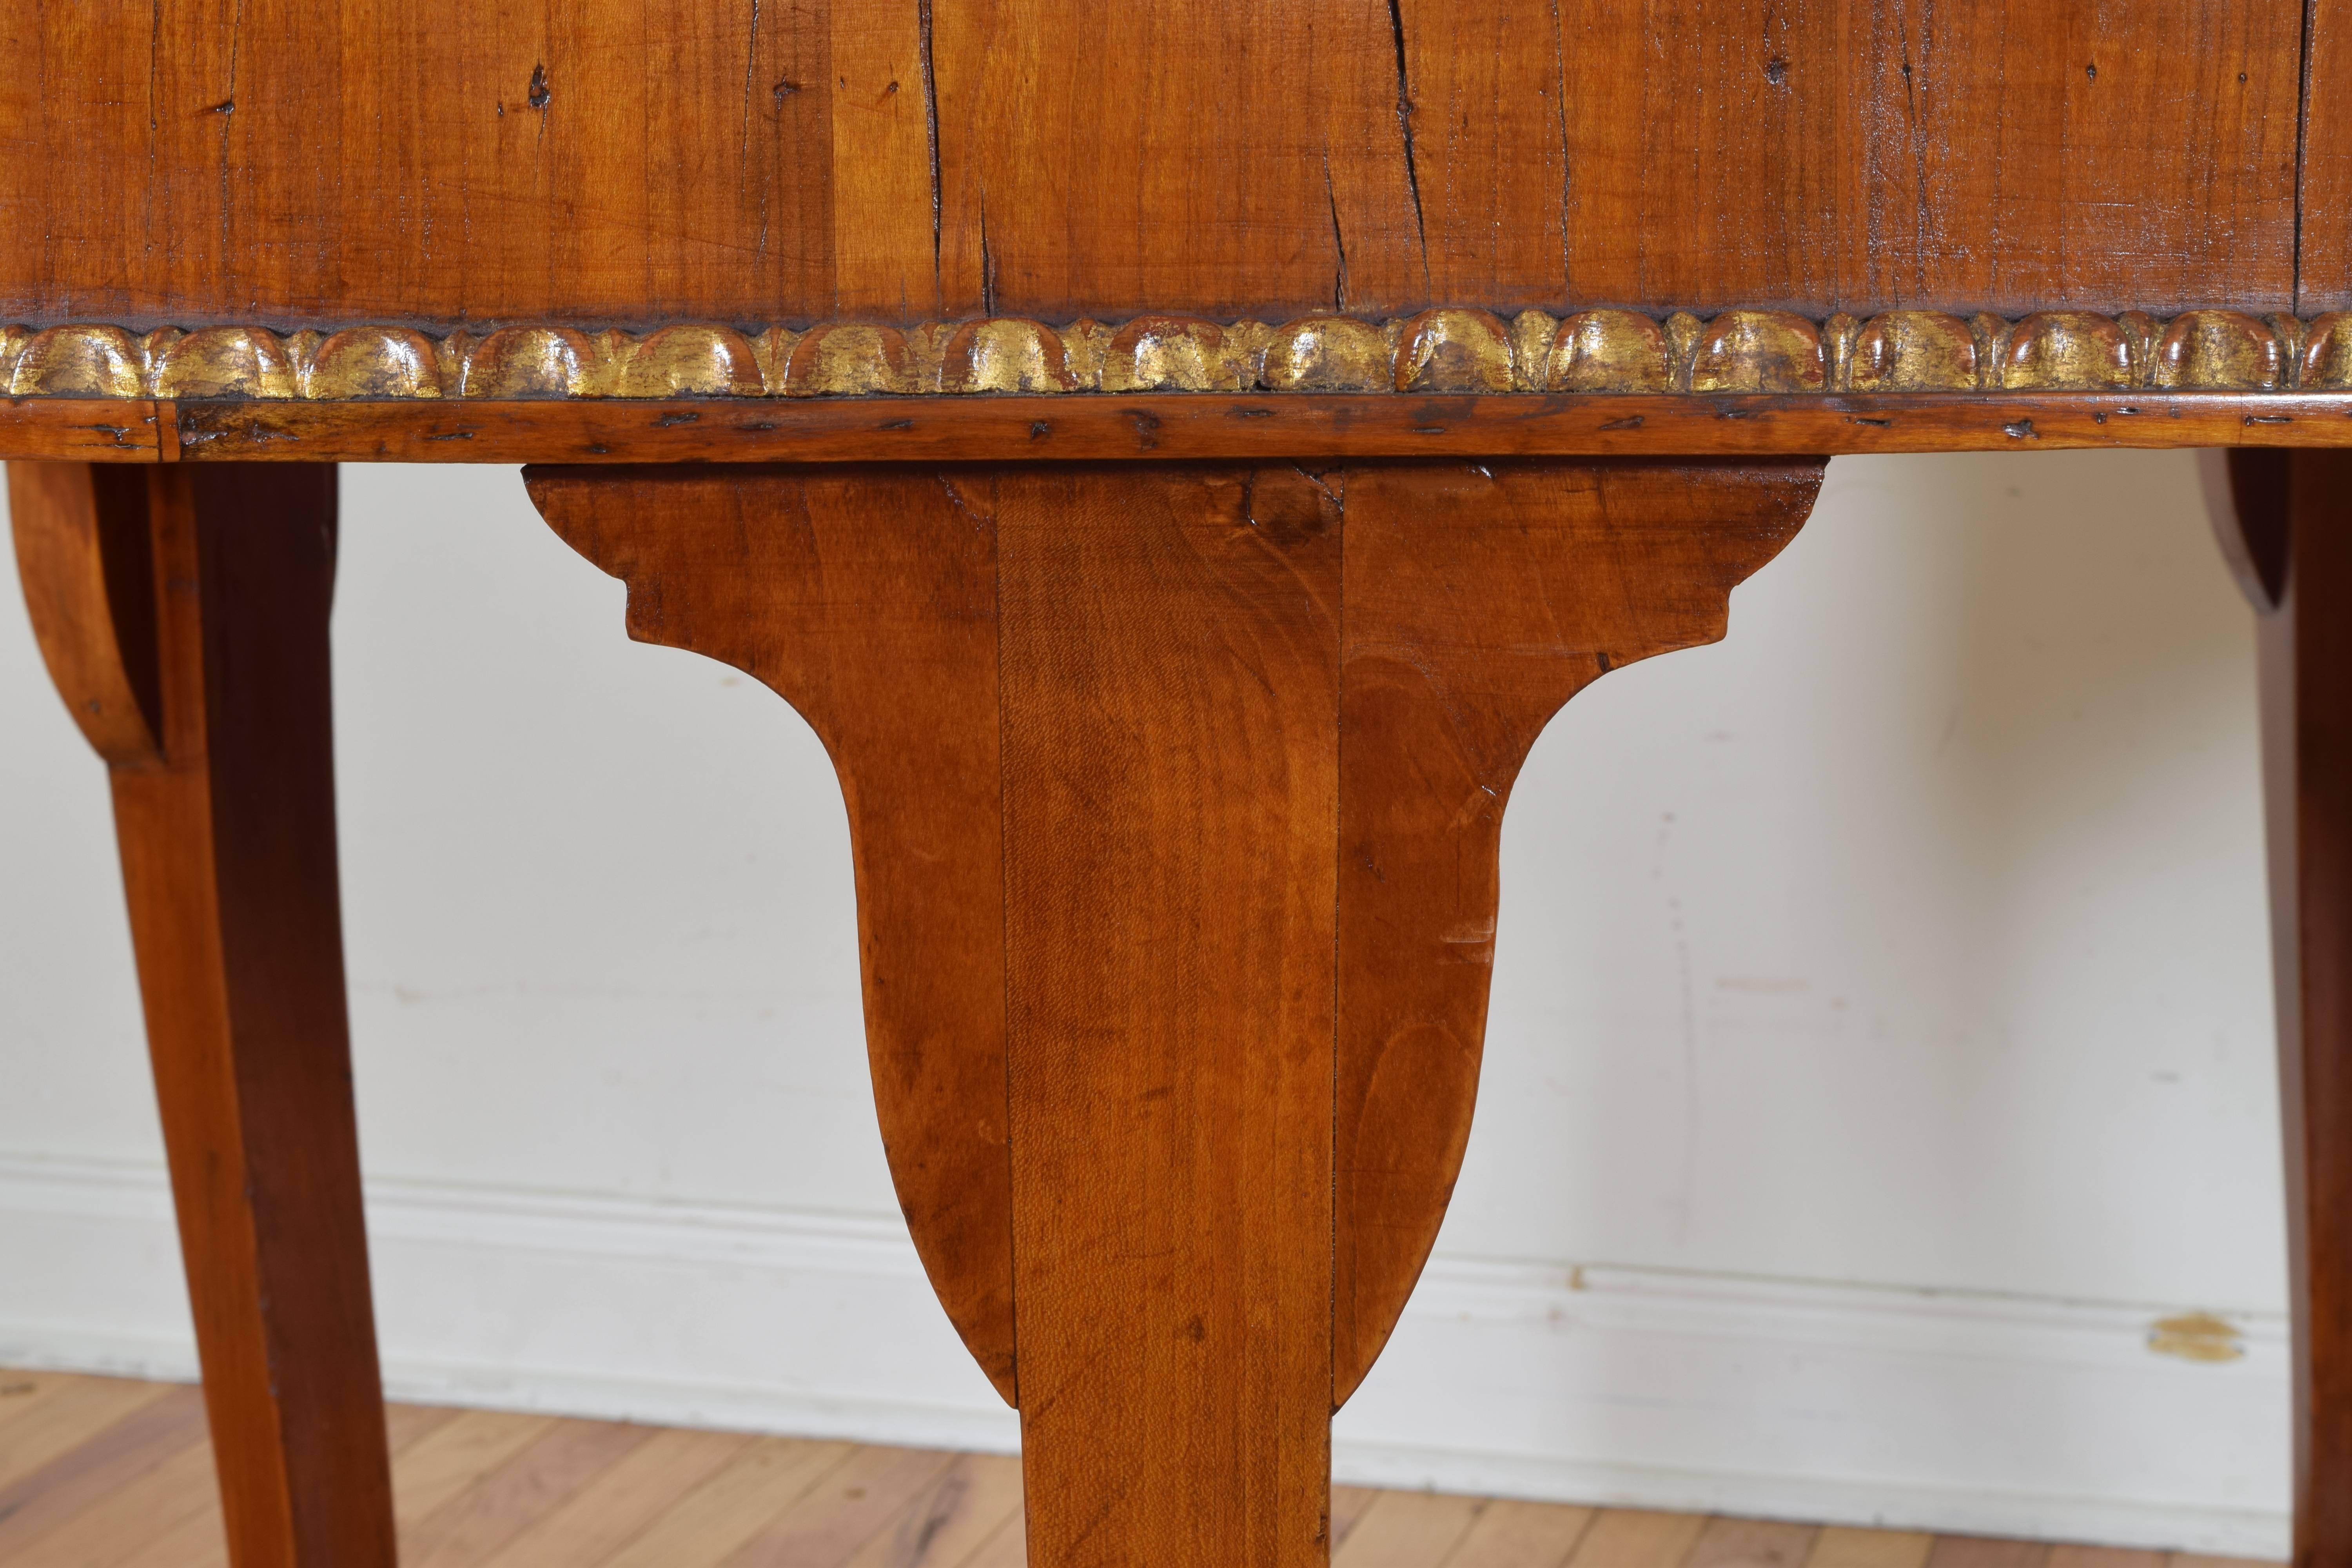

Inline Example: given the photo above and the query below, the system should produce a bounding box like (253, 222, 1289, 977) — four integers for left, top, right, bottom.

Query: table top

(2, 0, 2346, 463)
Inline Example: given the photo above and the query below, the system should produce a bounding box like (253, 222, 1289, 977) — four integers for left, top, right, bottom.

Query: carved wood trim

(4, 307, 2347, 401)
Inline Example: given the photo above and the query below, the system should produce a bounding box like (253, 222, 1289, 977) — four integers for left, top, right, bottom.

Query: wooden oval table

(6, 4, 2352, 1566)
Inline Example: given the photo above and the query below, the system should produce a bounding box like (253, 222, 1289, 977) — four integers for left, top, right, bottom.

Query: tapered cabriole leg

(527, 456, 1824, 1568)
(8, 461, 393, 1568)
(2211, 449, 2352, 1568)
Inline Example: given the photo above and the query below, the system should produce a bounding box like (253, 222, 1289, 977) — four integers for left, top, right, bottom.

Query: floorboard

(0, 1370, 2290, 1568)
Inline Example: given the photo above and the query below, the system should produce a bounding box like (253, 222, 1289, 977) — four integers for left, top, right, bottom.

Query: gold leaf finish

(1661, 312, 1705, 392)
(13, 325, 144, 398)
(1690, 311, 1824, 393)
(307, 327, 443, 399)
(2002, 312, 2134, 390)
(149, 325, 298, 399)
(786, 323, 925, 396)
(2301, 313, 2352, 390)
(2115, 310, 2162, 380)
(750, 326, 802, 394)
(2149, 310, 2282, 390)
(1821, 313, 1861, 390)
(1969, 314, 2014, 390)
(4, 309, 2351, 403)
(1057, 319, 1113, 389)
(1393, 309, 1514, 394)
(1546, 310, 1670, 393)
(1508, 310, 1556, 392)
(463, 326, 598, 398)
(1099, 316, 1233, 392)
(2269, 313, 2308, 376)
(1849, 312, 1979, 392)
(616, 325, 765, 399)
(941, 318, 1076, 394)
(1258, 316, 1393, 392)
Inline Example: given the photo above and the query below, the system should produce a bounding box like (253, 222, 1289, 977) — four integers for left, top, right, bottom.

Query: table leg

(8, 462, 392, 1568)
(528, 457, 1823, 1568)
(2211, 449, 2352, 1568)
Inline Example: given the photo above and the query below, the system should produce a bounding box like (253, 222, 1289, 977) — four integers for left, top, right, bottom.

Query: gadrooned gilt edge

(3, 308, 2347, 400)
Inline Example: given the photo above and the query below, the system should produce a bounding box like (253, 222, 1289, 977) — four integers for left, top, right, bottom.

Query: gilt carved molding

(2, 307, 2346, 402)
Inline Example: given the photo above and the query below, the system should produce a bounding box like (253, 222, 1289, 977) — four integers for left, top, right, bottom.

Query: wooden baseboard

(0, 1153, 2289, 1555)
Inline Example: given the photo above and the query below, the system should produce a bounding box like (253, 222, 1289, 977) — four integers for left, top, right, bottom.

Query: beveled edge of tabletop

(0, 392, 2343, 465)
(5, 391, 2350, 465)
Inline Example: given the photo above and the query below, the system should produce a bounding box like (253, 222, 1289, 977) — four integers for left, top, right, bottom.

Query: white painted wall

(0, 451, 2291, 1550)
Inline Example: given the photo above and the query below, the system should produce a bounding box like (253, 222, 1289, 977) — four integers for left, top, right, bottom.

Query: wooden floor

(0, 1368, 2283, 1568)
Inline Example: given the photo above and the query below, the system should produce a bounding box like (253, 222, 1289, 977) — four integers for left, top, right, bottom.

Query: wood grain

(3, 1377, 2219, 1568)
(114, 1481, 238, 1568)
(403, 1419, 650, 1568)
(595, 1438, 858, 1568)
(524, 459, 1821, 1568)
(1922, 1541, 2052, 1568)
(0, 1372, 77, 1438)
(1807, 1530, 1936, 1568)
(8, 463, 165, 762)
(962, 1512, 1032, 1568)
(107, 1406, 463, 1568)
(15, 15, 2315, 1552)
(1332, 1486, 1385, 1550)
(8, 462, 393, 1568)
(2045, 1550, 2167, 1568)
(474, 1426, 754, 1568)
(394, 1413, 561, 1533)
(0, 0, 832, 326)
(525, 465, 1019, 1401)
(138, 390, 2352, 468)
(926, 0, 1420, 318)
(1445, 1501, 1598, 1568)
(0, 401, 162, 460)
(1685, 1519, 1821, 1568)
(717, 1444, 962, 1568)
(829, 0, 940, 318)
(0, 1369, 173, 1488)
(1561, 0, 2302, 314)
(2210, 448, 2352, 1568)
(0, 1387, 209, 1560)
(0, 2, 2311, 326)
(13, 1430, 223, 1567)
(2299, 1, 2352, 314)
(1332, 460, 1818, 1397)
(838, 1452, 1026, 1568)
(1333, 1490, 1486, 1568)
(1569, 1511, 1713, 1568)
(1389, 0, 1568, 309)
(384, 1405, 467, 1456)
(995, 466, 1342, 1568)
